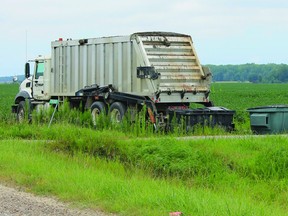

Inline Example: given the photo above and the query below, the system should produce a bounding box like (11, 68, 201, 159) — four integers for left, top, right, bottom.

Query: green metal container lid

(247, 105, 288, 112)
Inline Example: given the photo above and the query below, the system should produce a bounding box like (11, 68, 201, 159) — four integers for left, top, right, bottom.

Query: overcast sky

(1, 0, 287, 76)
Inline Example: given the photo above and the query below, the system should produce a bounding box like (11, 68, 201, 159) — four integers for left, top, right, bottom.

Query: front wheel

(17, 101, 26, 122)
(17, 100, 31, 123)
(109, 102, 127, 123)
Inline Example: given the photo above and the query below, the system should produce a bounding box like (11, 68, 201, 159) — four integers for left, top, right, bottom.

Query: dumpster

(247, 105, 288, 134)
(168, 107, 235, 132)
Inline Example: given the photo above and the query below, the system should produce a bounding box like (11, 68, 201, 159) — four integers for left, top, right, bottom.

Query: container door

(32, 61, 45, 100)
(138, 34, 207, 93)
(134, 32, 211, 104)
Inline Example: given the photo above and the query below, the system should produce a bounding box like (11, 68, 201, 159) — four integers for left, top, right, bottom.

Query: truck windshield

(35, 62, 44, 79)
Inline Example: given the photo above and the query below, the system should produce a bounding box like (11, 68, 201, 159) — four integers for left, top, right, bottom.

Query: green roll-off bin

(247, 105, 288, 134)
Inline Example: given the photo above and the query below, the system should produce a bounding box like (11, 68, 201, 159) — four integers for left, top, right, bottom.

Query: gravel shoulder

(0, 184, 113, 216)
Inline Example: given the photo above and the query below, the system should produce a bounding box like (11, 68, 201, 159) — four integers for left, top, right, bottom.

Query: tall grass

(0, 129, 288, 215)
(0, 140, 287, 215)
(30, 100, 230, 137)
(31, 102, 157, 137)
(1, 123, 288, 185)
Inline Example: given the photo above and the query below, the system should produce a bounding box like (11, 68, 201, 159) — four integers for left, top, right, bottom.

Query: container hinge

(201, 66, 212, 80)
(180, 90, 186, 99)
(155, 90, 161, 99)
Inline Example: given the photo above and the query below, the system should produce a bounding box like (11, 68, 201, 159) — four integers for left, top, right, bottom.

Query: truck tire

(91, 101, 107, 126)
(17, 101, 26, 123)
(109, 102, 127, 123)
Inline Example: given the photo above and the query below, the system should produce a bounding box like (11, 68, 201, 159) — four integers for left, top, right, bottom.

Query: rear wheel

(109, 102, 127, 123)
(91, 101, 107, 126)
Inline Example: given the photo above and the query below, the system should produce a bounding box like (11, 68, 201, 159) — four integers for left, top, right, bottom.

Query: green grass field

(211, 83, 288, 116)
(0, 83, 18, 122)
(1, 83, 288, 215)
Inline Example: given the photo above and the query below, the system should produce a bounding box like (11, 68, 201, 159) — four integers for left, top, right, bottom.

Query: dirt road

(0, 184, 112, 216)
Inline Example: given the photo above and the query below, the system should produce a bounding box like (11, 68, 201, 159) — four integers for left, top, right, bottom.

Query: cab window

(35, 62, 44, 79)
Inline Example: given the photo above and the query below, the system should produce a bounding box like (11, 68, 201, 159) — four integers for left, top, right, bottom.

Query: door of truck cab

(32, 60, 45, 100)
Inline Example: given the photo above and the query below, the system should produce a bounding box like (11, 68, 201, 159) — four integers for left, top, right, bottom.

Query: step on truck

(12, 31, 234, 130)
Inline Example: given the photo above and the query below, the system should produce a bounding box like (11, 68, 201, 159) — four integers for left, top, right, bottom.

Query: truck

(12, 32, 234, 130)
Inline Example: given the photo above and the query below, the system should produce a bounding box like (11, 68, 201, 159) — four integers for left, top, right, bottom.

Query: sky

(1, 0, 288, 77)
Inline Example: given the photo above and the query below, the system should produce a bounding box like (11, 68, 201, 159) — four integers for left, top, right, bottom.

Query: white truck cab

(12, 55, 51, 120)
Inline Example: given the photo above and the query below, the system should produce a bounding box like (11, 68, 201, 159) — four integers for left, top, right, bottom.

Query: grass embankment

(0, 124, 288, 215)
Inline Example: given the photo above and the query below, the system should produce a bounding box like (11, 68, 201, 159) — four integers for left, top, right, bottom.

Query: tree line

(206, 64, 288, 83)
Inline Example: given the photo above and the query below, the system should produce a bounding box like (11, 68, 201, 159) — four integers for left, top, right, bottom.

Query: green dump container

(247, 105, 288, 134)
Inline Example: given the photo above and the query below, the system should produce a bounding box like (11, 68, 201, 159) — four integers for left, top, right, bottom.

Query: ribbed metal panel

(50, 36, 143, 96)
(138, 34, 207, 92)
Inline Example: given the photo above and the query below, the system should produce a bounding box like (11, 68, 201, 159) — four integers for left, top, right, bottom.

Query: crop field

(211, 82, 288, 112)
(0, 83, 18, 122)
(1, 83, 288, 215)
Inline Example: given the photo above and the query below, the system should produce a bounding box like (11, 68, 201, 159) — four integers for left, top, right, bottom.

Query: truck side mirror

(25, 62, 30, 78)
